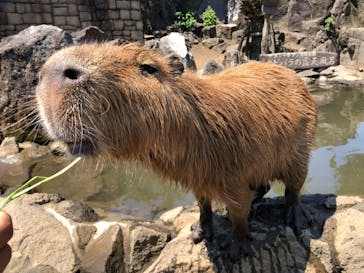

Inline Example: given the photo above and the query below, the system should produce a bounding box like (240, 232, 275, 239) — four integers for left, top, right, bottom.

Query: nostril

(63, 68, 82, 80)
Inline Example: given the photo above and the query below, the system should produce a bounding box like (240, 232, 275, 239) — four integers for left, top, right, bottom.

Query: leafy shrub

(201, 6, 217, 27)
(175, 11, 197, 31)
(324, 16, 335, 29)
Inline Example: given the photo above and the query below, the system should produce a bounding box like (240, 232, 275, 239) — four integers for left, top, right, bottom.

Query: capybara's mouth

(65, 140, 98, 156)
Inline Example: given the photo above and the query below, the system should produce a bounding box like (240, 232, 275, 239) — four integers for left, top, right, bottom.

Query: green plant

(324, 16, 335, 29)
(201, 6, 217, 27)
(0, 157, 81, 209)
(175, 11, 196, 30)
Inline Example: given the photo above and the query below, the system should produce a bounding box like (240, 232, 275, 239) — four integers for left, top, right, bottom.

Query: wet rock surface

(1, 192, 363, 273)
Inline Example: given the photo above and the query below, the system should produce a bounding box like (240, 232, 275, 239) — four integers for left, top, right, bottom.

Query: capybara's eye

(63, 68, 82, 80)
(140, 64, 158, 75)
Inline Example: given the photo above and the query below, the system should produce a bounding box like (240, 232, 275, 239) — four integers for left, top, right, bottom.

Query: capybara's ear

(166, 54, 184, 77)
(140, 63, 159, 76)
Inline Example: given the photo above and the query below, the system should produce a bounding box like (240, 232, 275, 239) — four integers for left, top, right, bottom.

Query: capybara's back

(36, 44, 317, 252)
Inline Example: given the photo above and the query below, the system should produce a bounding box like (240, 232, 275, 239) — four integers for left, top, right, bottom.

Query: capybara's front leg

(191, 195, 212, 243)
(285, 188, 312, 235)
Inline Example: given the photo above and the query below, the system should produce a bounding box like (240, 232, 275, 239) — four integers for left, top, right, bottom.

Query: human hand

(0, 212, 12, 273)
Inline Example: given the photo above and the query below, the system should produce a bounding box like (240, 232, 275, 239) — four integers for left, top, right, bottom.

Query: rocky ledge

(2, 193, 363, 273)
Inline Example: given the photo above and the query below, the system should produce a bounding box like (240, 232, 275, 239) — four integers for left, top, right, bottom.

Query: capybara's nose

(61, 65, 86, 84)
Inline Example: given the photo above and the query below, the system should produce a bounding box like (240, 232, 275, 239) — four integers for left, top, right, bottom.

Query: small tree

(175, 11, 197, 31)
(201, 6, 217, 27)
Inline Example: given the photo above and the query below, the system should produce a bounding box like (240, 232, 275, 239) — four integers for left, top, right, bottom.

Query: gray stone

(216, 23, 238, 39)
(74, 223, 97, 250)
(131, 31, 143, 41)
(66, 16, 81, 27)
(22, 13, 42, 24)
(0, 25, 72, 142)
(129, 225, 171, 273)
(48, 200, 100, 223)
(159, 32, 197, 70)
(67, 4, 79, 16)
(116, 0, 131, 9)
(4, 197, 79, 273)
(54, 16, 66, 25)
(120, 10, 131, 20)
(53, 7, 67, 16)
(131, 0, 141, 10)
(72, 26, 107, 43)
(81, 225, 124, 273)
(202, 25, 216, 38)
(0, 137, 19, 157)
(7, 13, 22, 25)
(131, 10, 142, 20)
(15, 3, 25, 13)
(41, 13, 53, 24)
(79, 12, 92, 22)
(0, 2, 16, 13)
(159, 206, 183, 223)
(201, 37, 224, 49)
(108, 0, 117, 9)
(202, 60, 224, 75)
(19, 141, 50, 159)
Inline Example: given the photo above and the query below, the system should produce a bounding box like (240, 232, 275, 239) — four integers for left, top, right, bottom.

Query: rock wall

(0, 0, 143, 40)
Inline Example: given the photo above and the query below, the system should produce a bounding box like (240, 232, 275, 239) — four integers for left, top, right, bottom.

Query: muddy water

(1, 85, 363, 221)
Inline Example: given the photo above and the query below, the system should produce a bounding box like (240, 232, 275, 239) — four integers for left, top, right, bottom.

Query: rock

(341, 28, 364, 66)
(145, 195, 364, 273)
(298, 69, 320, 78)
(326, 65, 364, 86)
(159, 206, 183, 224)
(4, 196, 79, 273)
(81, 224, 124, 273)
(2, 193, 364, 273)
(227, 0, 241, 24)
(159, 32, 197, 70)
(0, 25, 73, 142)
(48, 200, 100, 223)
(287, 0, 331, 33)
(19, 141, 50, 159)
(73, 224, 97, 250)
(201, 37, 224, 49)
(202, 25, 216, 39)
(216, 24, 238, 39)
(19, 192, 64, 205)
(72, 26, 107, 44)
(0, 137, 18, 157)
(128, 225, 171, 273)
(222, 44, 244, 68)
(202, 60, 224, 75)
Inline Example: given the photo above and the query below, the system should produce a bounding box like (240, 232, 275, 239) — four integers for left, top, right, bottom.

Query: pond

(1, 86, 364, 220)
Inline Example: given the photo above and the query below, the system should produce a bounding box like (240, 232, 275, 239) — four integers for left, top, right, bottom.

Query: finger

(0, 244, 11, 273)
(0, 212, 13, 248)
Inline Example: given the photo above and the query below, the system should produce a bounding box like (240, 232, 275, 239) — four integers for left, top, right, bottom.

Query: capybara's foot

(219, 235, 253, 260)
(190, 221, 213, 244)
(286, 203, 312, 235)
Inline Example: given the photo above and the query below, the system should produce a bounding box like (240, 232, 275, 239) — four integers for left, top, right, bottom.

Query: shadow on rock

(200, 194, 337, 272)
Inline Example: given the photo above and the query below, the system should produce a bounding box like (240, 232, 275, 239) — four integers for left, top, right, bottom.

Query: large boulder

(0, 25, 73, 142)
(159, 32, 197, 70)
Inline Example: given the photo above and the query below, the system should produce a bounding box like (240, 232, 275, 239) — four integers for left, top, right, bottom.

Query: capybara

(36, 43, 317, 253)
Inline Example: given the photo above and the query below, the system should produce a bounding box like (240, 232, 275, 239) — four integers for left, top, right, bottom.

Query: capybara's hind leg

(191, 195, 213, 243)
(283, 163, 313, 235)
(222, 188, 255, 259)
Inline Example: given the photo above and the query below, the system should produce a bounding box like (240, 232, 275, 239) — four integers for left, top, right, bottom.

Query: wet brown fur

(36, 43, 317, 241)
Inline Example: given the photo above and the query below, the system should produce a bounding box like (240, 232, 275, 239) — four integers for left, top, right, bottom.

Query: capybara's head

(36, 43, 184, 157)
